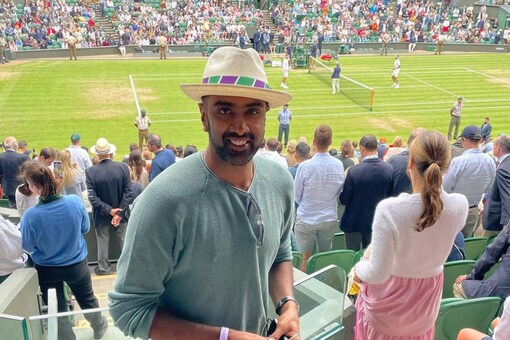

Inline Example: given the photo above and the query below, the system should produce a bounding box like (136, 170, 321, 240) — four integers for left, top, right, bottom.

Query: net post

(369, 88, 375, 111)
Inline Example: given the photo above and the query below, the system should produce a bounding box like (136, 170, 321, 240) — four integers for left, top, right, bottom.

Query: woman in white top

(354, 130, 469, 340)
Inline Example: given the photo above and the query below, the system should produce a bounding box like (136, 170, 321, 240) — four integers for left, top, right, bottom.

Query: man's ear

(199, 103, 209, 132)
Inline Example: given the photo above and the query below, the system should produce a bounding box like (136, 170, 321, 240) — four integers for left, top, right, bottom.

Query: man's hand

(455, 275, 467, 285)
(111, 214, 122, 227)
(110, 208, 122, 217)
(268, 302, 300, 340)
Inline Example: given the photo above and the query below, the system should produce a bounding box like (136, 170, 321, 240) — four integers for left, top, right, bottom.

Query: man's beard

(210, 131, 263, 166)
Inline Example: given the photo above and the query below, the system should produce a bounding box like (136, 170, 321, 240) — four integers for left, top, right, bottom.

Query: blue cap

(460, 125, 482, 140)
(71, 133, 80, 142)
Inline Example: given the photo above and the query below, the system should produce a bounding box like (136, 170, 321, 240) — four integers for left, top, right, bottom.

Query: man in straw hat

(109, 47, 300, 340)
(86, 138, 132, 276)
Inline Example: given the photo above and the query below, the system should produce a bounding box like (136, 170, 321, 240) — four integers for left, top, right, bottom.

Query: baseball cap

(140, 109, 146, 114)
(71, 133, 80, 142)
(458, 96, 463, 100)
(283, 103, 289, 107)
(460, 125, 482, 140)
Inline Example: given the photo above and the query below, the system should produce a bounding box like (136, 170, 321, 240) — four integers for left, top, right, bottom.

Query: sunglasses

(247, 193, 264, 248)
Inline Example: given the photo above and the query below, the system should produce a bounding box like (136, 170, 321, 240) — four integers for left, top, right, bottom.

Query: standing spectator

(67, 133, 92, 179)
(21, 161, 108, 339)
(340, 135, 394, 251)
(134, 109, 151, 149)
(392, 55, 400, 88)
(284, 140, 298, 167)
(280, 54, 290, 89)
(56, 150, 87, 199)
(128, 150, 149, 190)
(288, 142, 310, 179)
(147, 134, 176, 181)
(294, 125, 345, 272)
(252, 28, 260, 51)
(0, 137, 30, 208)
(380, 31, 391, 55)
(443, 125, 495, 237)
(448, 96, 464, 140)
(477, 135, 510, 237)
(387, 128, 426, 196)
(377, 137, 388, 159)
(15, 162, 39, 217)
(277, 103, 292, 147)
(38, 148, 57, 166)
(109, 47, 298, 340)
(354, 130, 468, 339)
(331, 62, 341, 95)
(86, 138, 132, 276)
(480, 117, 492, 142)
(383, 136, 406, 161)
(258, 137, 288, 168)
(335, 139, 357, 172)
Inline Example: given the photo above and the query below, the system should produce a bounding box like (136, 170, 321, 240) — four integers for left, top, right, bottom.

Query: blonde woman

(354, 130, 468, 340)
(384, 136, 406, 161)
(56, 150, 86, 199)
(284, 140, 298, 167)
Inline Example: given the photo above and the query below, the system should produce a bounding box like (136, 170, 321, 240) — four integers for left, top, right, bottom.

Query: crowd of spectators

(2, 0, 510, 53)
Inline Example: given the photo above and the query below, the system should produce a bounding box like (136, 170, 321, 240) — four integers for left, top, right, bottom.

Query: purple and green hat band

(202, 76, 271, 90)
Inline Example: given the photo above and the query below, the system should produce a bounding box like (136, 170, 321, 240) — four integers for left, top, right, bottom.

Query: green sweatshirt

(109, 153, 294, 338)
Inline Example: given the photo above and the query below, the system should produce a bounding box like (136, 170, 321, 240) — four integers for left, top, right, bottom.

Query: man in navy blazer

(0, 137, 29, 208)
(86, 138, 132, 275)
(478, 135, 510, 237)
(340, 134, 394, 251)
(454, 221, 510, 300)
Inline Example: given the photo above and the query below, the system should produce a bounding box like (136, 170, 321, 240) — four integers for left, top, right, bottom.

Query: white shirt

(0, 215, 25, 276)
(135, 115, 151, 130)
(256, 151, 288, 168)
(67, 144, 92, 175)
(393, 59, 400, 70)
(295, 152, 345, 224)
(494, 296, 510, 340)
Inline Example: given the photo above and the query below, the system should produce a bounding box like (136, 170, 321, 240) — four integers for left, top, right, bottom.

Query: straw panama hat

(90, 138, 117, 155)
(180, 47, 292, 109)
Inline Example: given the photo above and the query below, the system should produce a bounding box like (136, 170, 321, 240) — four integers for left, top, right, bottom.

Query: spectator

(383, 136, 405, 161)
(67, 133, 92, 179)
(335, 139, 357, 172)
(183, 145, 198, 158)
(0, 215, 25, 284)
(55, 150, 86, 199)
(288, 142, 310, 179)
(258, 137, 288, 168)
(284, 140, 298, 167)
(457, 296, 510, 340)
(481, 117, 492, 142)
(147, 134, 176, 181)
(354, 130, 468, 339)
(128, 150, 149, 190)
(0, 136, 30, 208)
(38, 147, 56, 167)
(377, 136, 388, 159)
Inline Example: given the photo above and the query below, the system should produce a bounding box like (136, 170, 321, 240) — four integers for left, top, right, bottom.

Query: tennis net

(309, 56, 375, 111)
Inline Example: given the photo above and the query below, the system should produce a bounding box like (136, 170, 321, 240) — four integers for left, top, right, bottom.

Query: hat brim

(90, 144, 117, 155)
(180, 84, 292, 109)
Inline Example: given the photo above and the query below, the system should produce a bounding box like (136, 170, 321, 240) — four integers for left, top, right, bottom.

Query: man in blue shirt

(294, 125, 344, 271)
(443, 125, 496, 237)
(277, 104, 292, 148)
(147, 134, 176, 181)
(331, 62, 341, 94)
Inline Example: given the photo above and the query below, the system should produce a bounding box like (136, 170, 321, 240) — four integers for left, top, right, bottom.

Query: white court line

(402, 73, 467, 101)
(129, 75, 141, 114)
(463, 68, 510, 85)
(152, 105, 509, 123)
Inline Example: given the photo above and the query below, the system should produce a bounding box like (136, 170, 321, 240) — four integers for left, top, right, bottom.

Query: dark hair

(183, 145, 198, 158)
(18, 140, 27, 149)
(359, 135, 378, 151)
(295, 142, 310, 160)
(23, 160, 60, 197)
(39, 147, 56, 160)
(129, 143, 139, 152)
(341, 139, 353, 157)
(314, 125, 332, 150)
(329, 148, 337, 156)
(17, 162, 33, 196)
(128, 150, 144, 181)
(409, 130, 451, 231)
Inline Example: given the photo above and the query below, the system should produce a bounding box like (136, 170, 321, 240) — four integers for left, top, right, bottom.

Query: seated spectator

(446, 232, 466, 262)
(0, 215, 26, 284)
(457, 296, 510, 340)
(454, 222, 510, 300)
(183, 145, 198, 158)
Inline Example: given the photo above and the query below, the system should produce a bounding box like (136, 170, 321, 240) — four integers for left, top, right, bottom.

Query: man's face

(199, 95, 268, 166)
(484, 118, 489, 124)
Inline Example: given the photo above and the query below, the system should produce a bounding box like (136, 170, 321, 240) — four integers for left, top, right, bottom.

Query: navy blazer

(340, 157, 394, 234)
(463, 223, 510, 299)
(483, 156, 510, 231)
(85, 159, 132, 227)
(0, 150, 29, 197)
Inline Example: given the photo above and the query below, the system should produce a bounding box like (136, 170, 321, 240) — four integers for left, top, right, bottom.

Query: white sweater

(356, 191, 468, 283)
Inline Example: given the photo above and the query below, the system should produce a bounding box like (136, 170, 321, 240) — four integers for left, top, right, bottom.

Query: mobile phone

(53, 161, 64, 179)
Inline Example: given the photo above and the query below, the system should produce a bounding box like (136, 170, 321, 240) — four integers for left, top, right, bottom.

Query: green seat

(331, 232, 345, 250)
(442, 260, 476, 298)
(352, 248, 366, 266)
(306, 250, 355, 275)
(434, 297, 501, 340)
(464, 237, 489, 260)
(292, 251, 303, 269)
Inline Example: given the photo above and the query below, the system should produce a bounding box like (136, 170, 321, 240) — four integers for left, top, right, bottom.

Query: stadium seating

(331, 232, 346, 250)
(306, 250, 356, 275)
(464, 237, 489, 261)
(292, 251, 303, 269)
(442, 260, 476, 298)
(434, 297, 501, 340)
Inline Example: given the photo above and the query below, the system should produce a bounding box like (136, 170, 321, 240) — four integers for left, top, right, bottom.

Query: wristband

(219, 327, 229, 340)
(275, 296, 299, 315)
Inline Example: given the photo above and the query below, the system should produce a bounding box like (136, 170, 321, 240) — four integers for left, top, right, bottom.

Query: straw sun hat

(180, 47, 291, 109)
(90, 138, 117, 155)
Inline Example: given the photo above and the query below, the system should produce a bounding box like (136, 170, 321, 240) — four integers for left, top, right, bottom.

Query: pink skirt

(355, 273, 443, 340)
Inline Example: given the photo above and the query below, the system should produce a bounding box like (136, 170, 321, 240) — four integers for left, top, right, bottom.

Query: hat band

(202, 76, 271, 89)
(95, 147, 110, 155)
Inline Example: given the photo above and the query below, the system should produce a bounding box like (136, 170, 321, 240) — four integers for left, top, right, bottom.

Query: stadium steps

(87, 1, 119, 41)
(260, 9, 277, 35)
